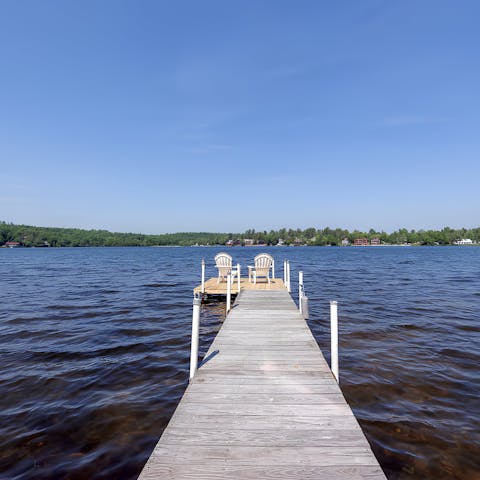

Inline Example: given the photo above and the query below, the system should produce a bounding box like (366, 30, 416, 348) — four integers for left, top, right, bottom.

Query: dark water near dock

(1, 246, 479, 479)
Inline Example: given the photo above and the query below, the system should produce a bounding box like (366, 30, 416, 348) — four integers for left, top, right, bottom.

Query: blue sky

(1, 1, 479, 233)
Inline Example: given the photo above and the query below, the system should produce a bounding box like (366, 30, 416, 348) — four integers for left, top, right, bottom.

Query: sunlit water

(1, 246, 479, 479)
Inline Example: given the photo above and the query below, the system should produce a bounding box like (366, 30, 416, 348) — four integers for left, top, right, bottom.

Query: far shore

(2, 243, 479, 249)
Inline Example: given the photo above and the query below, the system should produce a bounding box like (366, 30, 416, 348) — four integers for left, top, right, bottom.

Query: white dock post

(272, 259, 275, 279)
(237, 264, 241, 293)
(286, 260, 291, 293)
(283, 260, 287, 284)
(298, 271, 303, 314)
(201, 258, 205, 294)
(285, 260, 288, 291)
(189, 296, 201, 380)
(226, 273, 231, 313)
(330, 300, 339, 382)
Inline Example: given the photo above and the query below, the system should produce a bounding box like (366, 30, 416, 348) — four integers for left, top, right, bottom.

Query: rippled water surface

(1, 246, 479, 479)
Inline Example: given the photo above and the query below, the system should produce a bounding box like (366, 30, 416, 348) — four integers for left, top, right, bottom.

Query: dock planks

(138, 289, 386, 479)
(194, 277, 286, 295)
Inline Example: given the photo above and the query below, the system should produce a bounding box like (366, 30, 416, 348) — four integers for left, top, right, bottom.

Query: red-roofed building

(5, 241, 21, 248)
(353, 238, 369, 246)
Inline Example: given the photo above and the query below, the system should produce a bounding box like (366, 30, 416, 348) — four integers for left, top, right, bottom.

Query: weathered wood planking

(138, 290, 386, 480)
(194, 277, 286, 295)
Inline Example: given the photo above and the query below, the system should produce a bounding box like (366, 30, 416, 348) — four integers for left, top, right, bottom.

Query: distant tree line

(231, 227, 480, 246)
(1, 221, 479, 247)
(0, 222, 228, 247)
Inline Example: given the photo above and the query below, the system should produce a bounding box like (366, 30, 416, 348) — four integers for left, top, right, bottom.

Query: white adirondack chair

(215, 252, 239, 284)
(251, 253, 274, 284)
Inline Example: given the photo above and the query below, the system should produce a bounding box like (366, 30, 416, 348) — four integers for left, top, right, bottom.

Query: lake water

(1, 246, 479, 479)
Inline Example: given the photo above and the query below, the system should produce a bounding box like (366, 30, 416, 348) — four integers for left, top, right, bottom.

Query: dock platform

(138, 289, 386, 479)
(194, 277, 286, 295)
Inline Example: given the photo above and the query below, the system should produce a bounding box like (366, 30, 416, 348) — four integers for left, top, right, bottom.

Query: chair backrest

(254, 253, 273, 275)
(215, 252, 233, 275)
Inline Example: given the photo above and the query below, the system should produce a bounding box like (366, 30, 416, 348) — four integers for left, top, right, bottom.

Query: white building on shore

(453, 238, 474, 245)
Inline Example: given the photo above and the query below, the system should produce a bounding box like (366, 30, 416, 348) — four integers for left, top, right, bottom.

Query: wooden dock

(138, 289, 386, 479)
(194, 277, 286, 295)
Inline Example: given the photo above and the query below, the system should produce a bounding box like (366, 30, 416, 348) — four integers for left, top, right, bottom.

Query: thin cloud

(382, 116, 449, 127)
(181, 144, 233, 154)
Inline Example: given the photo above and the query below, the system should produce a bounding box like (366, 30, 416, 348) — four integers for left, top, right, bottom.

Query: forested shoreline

(1, 221, 479, 247)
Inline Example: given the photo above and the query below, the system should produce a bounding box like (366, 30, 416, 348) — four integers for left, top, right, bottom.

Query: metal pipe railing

(298, 270, 303, 315)
(189, 295, 201, 380)
(330, 300, 339, 382)
(226, 273, 231, 312)
(286, 260, 291, 292)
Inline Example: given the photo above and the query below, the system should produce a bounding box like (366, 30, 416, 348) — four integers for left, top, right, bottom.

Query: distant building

(225, 239, 234, 246)
(353, 238, 369, 246)
(293, 238, 302, 246)
(5, 241, 21, 248)
(244, 239, 254, 246)
(276, 238, 285, 246)
(341, 238, 350, 246)
(454, 238, 474, 245)
(370, 237, 381, 246)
